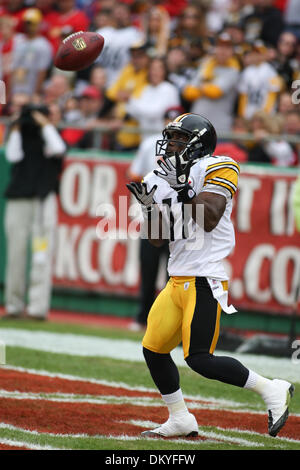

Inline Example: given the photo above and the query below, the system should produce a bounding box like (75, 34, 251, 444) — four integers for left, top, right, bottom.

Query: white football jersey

(95, 26, 144, 86)
(238, 62, 281, 119)
(143, 155, 240, 280)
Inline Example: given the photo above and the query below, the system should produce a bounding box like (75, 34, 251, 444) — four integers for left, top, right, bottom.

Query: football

(54, 31, 105, 72)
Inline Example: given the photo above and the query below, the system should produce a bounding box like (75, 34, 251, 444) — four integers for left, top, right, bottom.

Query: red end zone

(0, 368, 299, 444)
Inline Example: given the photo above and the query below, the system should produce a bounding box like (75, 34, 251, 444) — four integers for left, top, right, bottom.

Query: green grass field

(0, 317, 299, 451)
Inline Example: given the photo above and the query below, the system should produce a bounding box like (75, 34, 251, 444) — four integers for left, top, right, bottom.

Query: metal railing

(0, 117, 299, 146)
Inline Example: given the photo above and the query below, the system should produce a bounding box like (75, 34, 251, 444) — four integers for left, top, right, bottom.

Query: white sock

(244, 369, 273, 398)
(161, 389, 189, 418)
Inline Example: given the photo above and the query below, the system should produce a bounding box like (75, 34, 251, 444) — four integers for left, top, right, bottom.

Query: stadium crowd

(0, 0, 299, 165)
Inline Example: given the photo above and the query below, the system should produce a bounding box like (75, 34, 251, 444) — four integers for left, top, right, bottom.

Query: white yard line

(1, 387, 299, 421)
(0, 388, 253, 411)
(0, 437, 63, 450)
(0, 422, 253, 448)
(123, 420, 264, 448)
(0, 327, 299, 382)
(2, 364, 248, 409)
(1, 413, 299, 448)
(0, 388, 254, 413)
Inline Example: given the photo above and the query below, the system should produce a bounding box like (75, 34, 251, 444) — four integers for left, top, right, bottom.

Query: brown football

(54, 31, 105, 72)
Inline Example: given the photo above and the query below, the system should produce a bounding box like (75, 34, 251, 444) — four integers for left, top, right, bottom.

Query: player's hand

(154, 154, 193, 190)
(154, 154, 196, 202)
(126, 182, 157, 209)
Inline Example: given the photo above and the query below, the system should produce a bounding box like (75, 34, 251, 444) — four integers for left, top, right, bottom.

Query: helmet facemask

(156, 128, 208, 167)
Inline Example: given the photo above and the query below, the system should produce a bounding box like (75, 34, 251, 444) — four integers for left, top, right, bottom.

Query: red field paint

(1, 397, 299, 440)
(0, 368, 299, 442)
(0, 444, 29, 450)
(0, 369, 159, 398)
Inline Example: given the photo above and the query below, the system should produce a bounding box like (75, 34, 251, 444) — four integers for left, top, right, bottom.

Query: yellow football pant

(142, 276, 227, 359)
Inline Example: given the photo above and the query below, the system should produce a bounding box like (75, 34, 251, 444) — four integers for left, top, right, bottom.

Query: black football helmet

(156, 113, 217, 163)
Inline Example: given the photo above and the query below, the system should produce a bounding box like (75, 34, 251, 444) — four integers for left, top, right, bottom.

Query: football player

(127, 113, 294, 438)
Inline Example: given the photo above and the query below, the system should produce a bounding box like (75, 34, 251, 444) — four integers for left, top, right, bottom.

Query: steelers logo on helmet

(156, 113, 217, 166)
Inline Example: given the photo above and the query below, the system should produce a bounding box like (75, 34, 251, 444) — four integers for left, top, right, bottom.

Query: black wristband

(177, 184, 196, 203)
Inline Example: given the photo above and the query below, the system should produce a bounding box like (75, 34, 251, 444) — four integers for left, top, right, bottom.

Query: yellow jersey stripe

(204, 168, 239, 187)
(206, 161, 240, 173)
(204, 179, 235, 197)
(211, 176, 237, 191)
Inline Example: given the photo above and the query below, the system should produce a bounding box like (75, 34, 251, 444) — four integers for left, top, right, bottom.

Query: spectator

(141, 5, 171, 57)
(248, 110, 296, 166)
(221, 21, 253, 67)
(206, 0, 232, 33)
(90, 7, 115, 32)
(11, 8, 53, 98)
(166, 46, 196, 94)
(47, 0, 90, 53)
(271, 31, 300, 89)
(0, 0, 29, 33)
(126, 56, 181, 141)
(283, 110, 300, 163)
(214, 116, 249, 162)
(182, 33, 240, 134)
(74, 62, 108, 96)
(278, 90, 298, 114)
(284, 110, 300, 135)
(0, 15, 24, 101)
(92, 41, 149, 151)
(89, 65, 107, 95)
(158, 0, 188, 18)
(6, 91, 30, 118)
(3, 103, 67, 321)
(222, 20, 246, 47)
(187, 37, 206, 70)
(238, 41, 282, 120)
(95, 2, 144, 86)
(242, 0, 284, 47)
(63, 95, 82, 122)
(284, 0, 300, 39)
(79, 85, 103, 120)
(35, 0, 60, 43)
(43, 73, 73, 108)
(62, 85, 103, 149)
(170, 2, 207, 49)
(222, 0, 252, 27)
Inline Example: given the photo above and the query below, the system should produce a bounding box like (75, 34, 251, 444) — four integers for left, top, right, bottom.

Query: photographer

(3, 104, 67, 321)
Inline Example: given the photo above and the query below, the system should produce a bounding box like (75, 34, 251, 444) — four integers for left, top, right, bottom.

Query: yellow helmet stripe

(173, 113, 191, 123)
